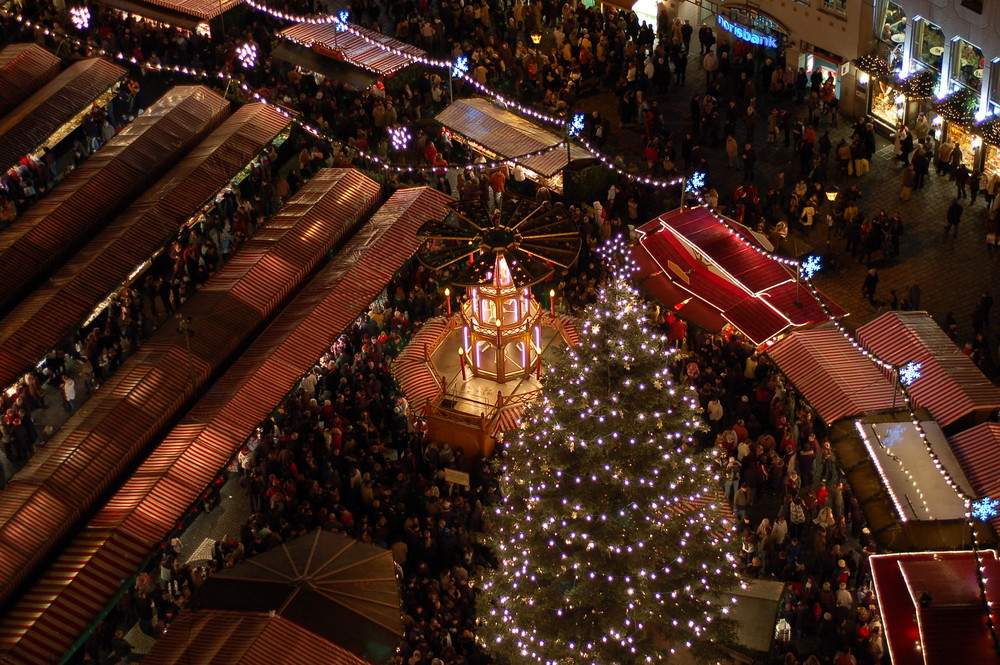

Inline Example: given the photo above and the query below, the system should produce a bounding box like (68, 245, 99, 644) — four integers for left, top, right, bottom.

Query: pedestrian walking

(741, 143, 755, 181)
(861, 268, 879, 306)
(900, 165, 915, 201)
(945, 198, 963, 238)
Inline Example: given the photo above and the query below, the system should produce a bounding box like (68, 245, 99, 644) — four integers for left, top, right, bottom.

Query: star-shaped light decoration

(388, 126, 411, 152)
(416, 193, 581, 287)
(685, 171, 706, 194)
(236, 42, 258, 69)
(800, 254, 822, 279)
(451, 56, 469, 79)
(899, 361, 922, 386)
(971, 496, 999, 522)
(335, 9, 350, 31)
(568, 113, 585, 137)
(70, 6, 90, 29)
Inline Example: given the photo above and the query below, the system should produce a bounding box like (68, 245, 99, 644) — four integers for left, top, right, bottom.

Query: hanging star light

(69, 6, 90, 29)
(236, 42, 258, 69)
(452, 56, 469, 79)
(899, 361, 923, 386)
(685, 171, 706, 194)
(568, 113, 585, 137)
(388, 125, 411, 152)
(335, 9, 350, 31)
(971, 497, 1000, 522)
(800, 254, 822, 279)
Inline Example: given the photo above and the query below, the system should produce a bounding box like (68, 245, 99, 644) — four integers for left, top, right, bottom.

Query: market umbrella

(190, 529, 403, 663)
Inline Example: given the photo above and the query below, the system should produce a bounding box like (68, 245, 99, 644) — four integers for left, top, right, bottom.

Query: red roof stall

(0, 44, 61, 118)
(633, 207, 846, 345)
(0, 169, 379, 623)
(98, 0, 243, 35)
(858, 311, 1000, 427)
(141, 611, 371, 665)
(0, 85, 230, 317)
(0, 187, 447, 665)
(870, 550, 1000, 665)
(0, 58, 126, 174)
(0, 103, 290, 391)
(280, 21, 427, 78)
(435, 99, 592, 186)
(766, 327, 899, 424)
(949, 422, 1000, 533)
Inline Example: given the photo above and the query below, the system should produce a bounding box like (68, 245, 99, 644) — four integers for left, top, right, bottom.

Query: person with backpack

(789, 496, 807, 539)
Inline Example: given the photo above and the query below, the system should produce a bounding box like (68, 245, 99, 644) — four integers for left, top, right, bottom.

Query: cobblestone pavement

(574, 61, 1000, 374)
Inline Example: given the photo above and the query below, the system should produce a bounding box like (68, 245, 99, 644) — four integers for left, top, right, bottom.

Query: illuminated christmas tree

(478, 240, 740, 665)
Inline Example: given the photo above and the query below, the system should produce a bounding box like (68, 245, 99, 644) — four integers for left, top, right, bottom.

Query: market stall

(857, 311, 1000, 428)
(435, 98, 592, 194)
(766, 327, 898, 424)
(97, 0, 243, 36)
(0, 43, 61, 118)
(0, 57, 126, 174)
(633, 207, 846, 345)
(277, 21, 426, 90)
(948, 422, 1000, 534)
(871, 550, 1000, 665)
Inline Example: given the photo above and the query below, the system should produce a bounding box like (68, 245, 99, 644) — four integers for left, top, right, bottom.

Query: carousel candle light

(445, 287, 452, 317)
(458, 347, 467, 381)
(549, 289, 556, 318)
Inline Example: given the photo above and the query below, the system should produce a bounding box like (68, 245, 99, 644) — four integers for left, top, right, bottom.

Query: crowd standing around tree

(4, 0, 997, 662)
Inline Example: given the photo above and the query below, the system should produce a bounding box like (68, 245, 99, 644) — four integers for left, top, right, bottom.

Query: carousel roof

(416, 193, 580, 287)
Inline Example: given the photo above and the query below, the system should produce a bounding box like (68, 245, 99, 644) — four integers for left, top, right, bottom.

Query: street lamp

(825, 185, 839, 202)
(530, 30, 542, 45)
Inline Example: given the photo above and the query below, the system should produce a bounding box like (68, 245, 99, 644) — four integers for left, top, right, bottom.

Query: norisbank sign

(717, 15, 779, 49)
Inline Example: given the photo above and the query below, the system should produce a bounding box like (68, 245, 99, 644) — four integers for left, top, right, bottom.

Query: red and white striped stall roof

(858, 311, 1000, 426)
(279, 22, 425, 76)
(767, 328, 898, 425)
(142, 610, 372, 665)
(948, 422, 1000, 527)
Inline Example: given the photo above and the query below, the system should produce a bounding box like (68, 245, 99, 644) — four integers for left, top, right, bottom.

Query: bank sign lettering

(717, 15, 779, 49)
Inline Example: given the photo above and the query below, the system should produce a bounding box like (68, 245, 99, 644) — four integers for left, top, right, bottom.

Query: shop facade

(864, 0, 1000, 173)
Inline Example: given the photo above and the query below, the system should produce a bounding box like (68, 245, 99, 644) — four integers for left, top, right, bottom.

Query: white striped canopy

(858, 311, 1000, 426)
(767, 327, 899, 424)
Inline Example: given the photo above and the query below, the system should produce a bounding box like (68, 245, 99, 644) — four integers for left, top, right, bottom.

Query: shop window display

(917, 20, 945, 71)
(952, 39, 985, 93)
(871, 79, 903, 127)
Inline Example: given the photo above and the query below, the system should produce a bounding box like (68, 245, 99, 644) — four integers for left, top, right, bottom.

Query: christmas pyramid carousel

(392, 193, 581, 463)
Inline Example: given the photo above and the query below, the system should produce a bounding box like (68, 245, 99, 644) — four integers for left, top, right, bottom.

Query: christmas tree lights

(477, 238, 739, 665)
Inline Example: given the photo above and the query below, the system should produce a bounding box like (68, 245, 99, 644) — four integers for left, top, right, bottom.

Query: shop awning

(766, 328, 898, 424)
(0, 103, 290, 391)
(871, 550, 1000, 665)
(858, 311, 1000, 426)
(0, 58, 126, 174)
(142, 611, 372, 665)
(632, 207, 846, 344)
(435, 98, 592, 177)
(271, 41, 376, 90)
(0, 44, 61, 118)
(0, 85, 229, 318)
(280, 22, 425, 77)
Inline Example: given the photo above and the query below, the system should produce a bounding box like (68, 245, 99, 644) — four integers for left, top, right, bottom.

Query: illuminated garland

(936, 87, 979, 128)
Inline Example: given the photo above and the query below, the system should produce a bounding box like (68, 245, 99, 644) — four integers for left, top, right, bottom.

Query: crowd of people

(5, 0, 997, 662)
